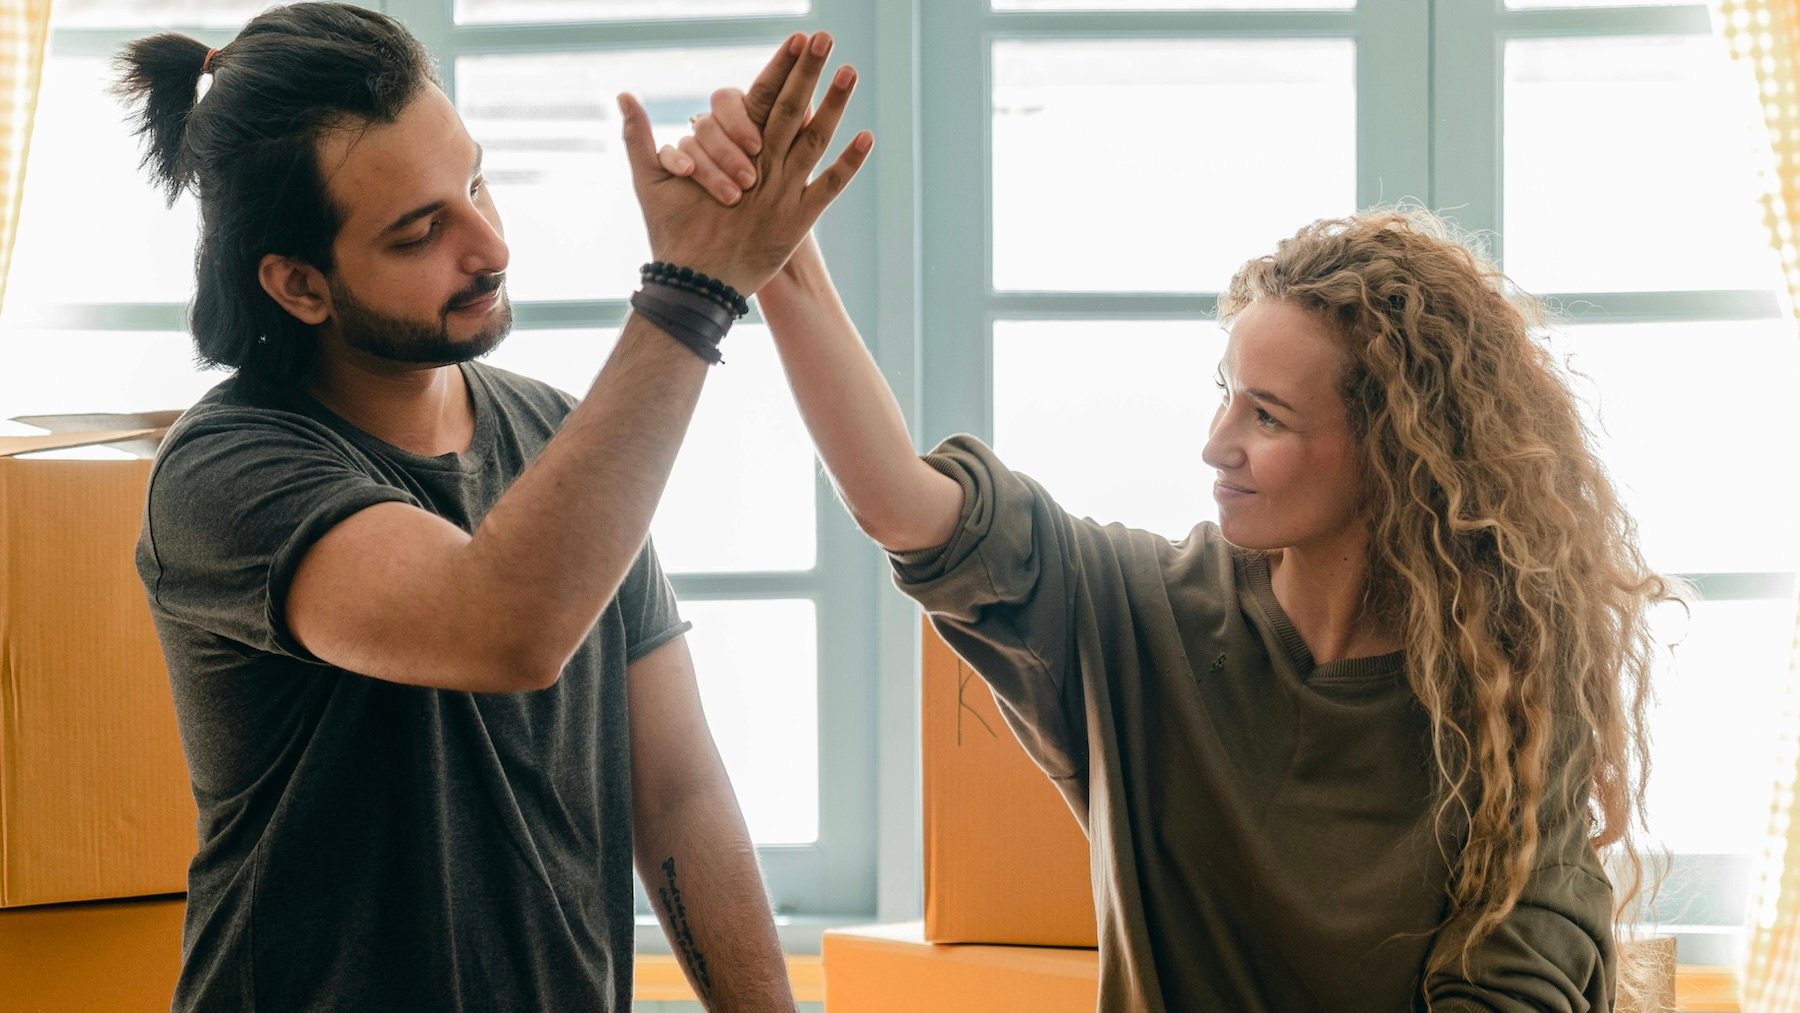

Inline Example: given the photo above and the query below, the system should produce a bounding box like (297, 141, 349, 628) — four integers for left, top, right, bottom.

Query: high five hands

(619, 31, 871, 295)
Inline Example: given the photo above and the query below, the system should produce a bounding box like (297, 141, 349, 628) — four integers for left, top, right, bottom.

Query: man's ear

(257, 254, 332, 326)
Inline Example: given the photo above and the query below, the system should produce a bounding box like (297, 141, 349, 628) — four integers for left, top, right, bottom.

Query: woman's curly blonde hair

(1218, 207, 1674, 994)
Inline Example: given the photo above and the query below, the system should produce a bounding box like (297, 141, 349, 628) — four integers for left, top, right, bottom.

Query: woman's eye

(1256, 408, 1279, 427)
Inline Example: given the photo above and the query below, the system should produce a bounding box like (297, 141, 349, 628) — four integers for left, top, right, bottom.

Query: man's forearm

(758, 238, 962, 552)
(635, 785, 793, 1010)
(458, 315, 708, 678)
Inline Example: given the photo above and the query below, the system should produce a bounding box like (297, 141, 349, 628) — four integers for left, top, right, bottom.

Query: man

(118, 5, 869, 1009)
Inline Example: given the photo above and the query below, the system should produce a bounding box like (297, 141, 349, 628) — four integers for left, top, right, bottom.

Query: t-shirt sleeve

(139, 413, 418, 661)
(890, 434, 1136, 781)
(617, 535, 691, 663)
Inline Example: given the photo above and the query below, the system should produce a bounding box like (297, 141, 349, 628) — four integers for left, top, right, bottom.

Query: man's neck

(306, 348, 475, 458)
(1266, 530, 1400, 665)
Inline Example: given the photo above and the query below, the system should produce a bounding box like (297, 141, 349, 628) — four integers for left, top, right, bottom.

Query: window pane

(993, 319, 1226, 538)
(992, 39, 1356, 293)
(1644, 596, 1795, 856)
(996, 0, 1350, 9)
(479, 325, 817, 572)
(1504, 35, 1779, 293)
(679, 599, 818, 845)
(456, 47, 773, 302)
(457, 0, 806, 26)
(8, 58, 200, 305)
(52, 0, 264, 27)
(0, 330, 220, 420)
(1549, 319, 1800, 575)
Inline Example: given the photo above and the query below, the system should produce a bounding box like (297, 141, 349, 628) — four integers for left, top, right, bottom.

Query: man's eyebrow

(379, 200, 446, 238)
(376, 145, 486, 239)
(1244, 387, 1298, 413)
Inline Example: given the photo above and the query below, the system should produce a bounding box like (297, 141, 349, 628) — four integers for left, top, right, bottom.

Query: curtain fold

(1715, 2, 1800, 1011)
(0, 0, 50, 319)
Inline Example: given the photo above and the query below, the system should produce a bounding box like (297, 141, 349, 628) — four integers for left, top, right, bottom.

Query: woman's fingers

(656, 144, 694, 177)
(710, 87, 762, 157)
(695, 115, 758, 191)
(675, 136, 741, 205)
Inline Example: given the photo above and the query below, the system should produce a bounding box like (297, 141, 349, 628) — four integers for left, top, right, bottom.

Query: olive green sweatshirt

(891, 436, 1616, 1012)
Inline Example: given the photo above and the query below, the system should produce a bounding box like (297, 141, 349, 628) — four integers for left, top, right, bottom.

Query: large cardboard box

(0, 894, 184, 1011)
(823, 921, 1097, 1013)
(922, 619, 1096, 946)
(0, 422, 197, 907)
(826, 923, 1679, 1013)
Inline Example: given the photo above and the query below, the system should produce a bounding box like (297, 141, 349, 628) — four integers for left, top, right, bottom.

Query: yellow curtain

(1715, 2, 1800, 1010)
(0, 0, 50, 318)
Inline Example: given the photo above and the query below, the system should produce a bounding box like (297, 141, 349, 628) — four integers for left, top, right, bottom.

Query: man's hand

(620, 30, 871, 295)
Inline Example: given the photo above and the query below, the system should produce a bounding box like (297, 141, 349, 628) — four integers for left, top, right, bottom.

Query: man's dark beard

(328, 272, 512, 365)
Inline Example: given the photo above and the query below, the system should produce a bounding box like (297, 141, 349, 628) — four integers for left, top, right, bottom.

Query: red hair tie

(202, 48, 218, 74)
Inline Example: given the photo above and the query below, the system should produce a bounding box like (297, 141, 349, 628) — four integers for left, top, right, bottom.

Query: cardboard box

(0, 894, 184, 1011)
(922, 619, 1096, 946)
(824, 924, 1678, 1013)
(0, 421, 197, 907)
(823, 922, 1097, 1013)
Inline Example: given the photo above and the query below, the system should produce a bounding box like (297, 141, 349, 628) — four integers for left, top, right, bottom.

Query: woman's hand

(656, 37, 826, 209)
(620, 30, 872, 294)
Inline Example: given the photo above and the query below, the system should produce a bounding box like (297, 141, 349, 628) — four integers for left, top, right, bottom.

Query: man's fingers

(657, 144, 694, 177)
(799, 130, 873, 223)
(677, 137, 742, 206)
(744, 33, 805, 129)
(617, 93, 663, 182)
(695, 115, 757, 191)
(791, 64, 857, 177)
(764, 30, 832, 155)
(710, 87, 763, 158)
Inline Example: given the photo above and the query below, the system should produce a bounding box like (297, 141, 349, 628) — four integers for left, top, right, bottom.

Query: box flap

(0, 429, 165, 459)
(10, 411, 184, 433)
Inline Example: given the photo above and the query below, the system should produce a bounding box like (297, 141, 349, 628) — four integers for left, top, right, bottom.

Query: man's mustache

(444, 273, 505, 313)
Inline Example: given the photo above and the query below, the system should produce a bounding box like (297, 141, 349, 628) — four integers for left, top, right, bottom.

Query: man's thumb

(617, 93, 660, 179)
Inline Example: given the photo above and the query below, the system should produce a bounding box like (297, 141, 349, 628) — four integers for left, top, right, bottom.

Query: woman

(660, 56, 1669, 1010)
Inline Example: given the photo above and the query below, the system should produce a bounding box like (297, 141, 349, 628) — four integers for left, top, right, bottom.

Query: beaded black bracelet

(640, 261, 750, 320)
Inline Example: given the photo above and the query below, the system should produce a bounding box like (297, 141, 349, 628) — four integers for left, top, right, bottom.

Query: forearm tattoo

(659, 856, 712, 999)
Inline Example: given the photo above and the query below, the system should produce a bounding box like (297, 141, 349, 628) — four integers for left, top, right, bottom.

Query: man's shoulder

(162, 377, 341, 454)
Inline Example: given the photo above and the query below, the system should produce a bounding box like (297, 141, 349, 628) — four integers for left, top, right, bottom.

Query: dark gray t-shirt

(136, 362, 688, 1013)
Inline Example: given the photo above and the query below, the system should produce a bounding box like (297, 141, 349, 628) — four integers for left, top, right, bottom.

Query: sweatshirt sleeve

(1422, 749, 1620, 1013)
(889, 434, 1160, 786)
(1423, 863, 1617, 1012)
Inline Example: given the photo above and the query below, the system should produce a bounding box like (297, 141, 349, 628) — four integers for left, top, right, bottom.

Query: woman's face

(1202, 300, 1365, 555)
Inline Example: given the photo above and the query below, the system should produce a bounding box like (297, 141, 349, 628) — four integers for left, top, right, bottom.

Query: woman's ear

(257, 254, 332, 326)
